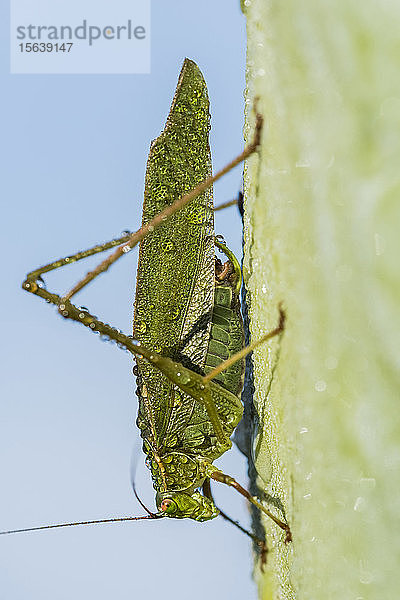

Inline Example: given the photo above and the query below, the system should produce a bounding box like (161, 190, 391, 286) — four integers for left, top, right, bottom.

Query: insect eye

(160, 499, 176, 514)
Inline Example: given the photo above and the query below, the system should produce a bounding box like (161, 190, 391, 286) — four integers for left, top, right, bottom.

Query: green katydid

(3, 59, 291, 546)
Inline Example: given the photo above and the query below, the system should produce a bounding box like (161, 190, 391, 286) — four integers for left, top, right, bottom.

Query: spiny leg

(23, 114, 262, 305)
(61, 113, 262, 301)
(201, 307, 291, 542)
(206, 468, 292, 543)
(22, 232, 133, 297)
(23, 283, 233, 458)
(203, 305, 286, 386)
(170, 310, 286, 485)
(202, 478, 268, 570)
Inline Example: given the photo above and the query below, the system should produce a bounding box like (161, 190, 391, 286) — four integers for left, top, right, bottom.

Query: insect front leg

(22, 231, 133, 305)
(21, 230, 162, 351)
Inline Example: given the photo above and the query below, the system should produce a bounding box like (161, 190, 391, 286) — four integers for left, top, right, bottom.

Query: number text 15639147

(19, 42, 73, 53)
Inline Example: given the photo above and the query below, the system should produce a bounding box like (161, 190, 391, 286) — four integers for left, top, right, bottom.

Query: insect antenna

(0, 513, 164, 536)
(130, 440, 159, 517)
(132, 480, 157, 517)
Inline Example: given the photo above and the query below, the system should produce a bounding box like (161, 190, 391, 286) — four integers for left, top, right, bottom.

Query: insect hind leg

(205, 466, 292, 543)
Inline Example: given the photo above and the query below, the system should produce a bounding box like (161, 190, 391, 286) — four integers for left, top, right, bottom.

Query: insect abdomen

(204, 285, 244, 397)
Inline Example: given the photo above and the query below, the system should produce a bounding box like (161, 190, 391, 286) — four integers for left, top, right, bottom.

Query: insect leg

(203, 305, 286, 385)
(202, 478, 268, 569)
(23, 113, 262, 310)
(22, 231, 133, 300)
(60, 113, 263, 300)
(213, 194, 241, 213)
(206, 468, 292, 543)
(24, 271, 235, 456)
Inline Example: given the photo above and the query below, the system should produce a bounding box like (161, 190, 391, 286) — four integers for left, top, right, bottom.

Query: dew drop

(315, 380, 327, 392)
(179, 372, 191, 385)
(359, 560, 374, 584)
(354, 496, 366, 512)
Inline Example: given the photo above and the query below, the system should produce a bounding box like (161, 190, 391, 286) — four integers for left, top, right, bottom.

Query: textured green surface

(243, 1, 400, 598)
(133, 59, 216, 490)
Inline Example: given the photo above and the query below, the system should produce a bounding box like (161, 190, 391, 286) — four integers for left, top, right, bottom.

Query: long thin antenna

(130, 438, 157, 518)
(0, 513, 164, 536)
(132, 481, 156, 517)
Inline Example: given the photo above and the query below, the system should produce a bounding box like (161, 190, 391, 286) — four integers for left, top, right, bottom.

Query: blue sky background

(0, 2, 258, 598)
